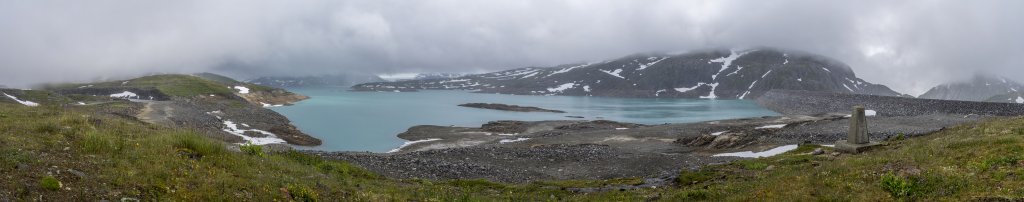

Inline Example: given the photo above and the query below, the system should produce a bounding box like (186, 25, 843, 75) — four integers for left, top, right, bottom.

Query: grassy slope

(3, 99, 1024, 200)
(43, 74, 239, 98)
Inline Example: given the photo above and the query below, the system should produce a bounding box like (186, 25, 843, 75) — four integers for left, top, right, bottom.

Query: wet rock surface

(458, 103, 566, 113)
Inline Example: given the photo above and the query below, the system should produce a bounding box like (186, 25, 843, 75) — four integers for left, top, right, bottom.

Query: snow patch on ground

(547, 83, 577, 92)
(600, 69, 625, 79)
(233, 86, 250, 94)
(583, 85, 591, 92)
(755, 124, 787, 129)
(110, 91, 139, 99)
(1017, 96, 1024, 103)
(499, 138, 530, 144)
(3, 93, 39, 106)
(388, 138, 443, 153)
(821, 67, 831, 72)
(713, 144, 799, 158)
(711, 131, 727, 136)
(260, 102, 284, 107)
(865, 110, 877, 116)
(221, 120, 287, 145)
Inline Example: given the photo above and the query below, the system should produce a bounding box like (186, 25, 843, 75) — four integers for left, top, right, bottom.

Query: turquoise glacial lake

(270, 88, 779, 152)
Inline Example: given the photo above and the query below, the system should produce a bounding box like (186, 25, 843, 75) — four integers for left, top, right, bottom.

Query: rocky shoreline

(308, 90, 1024, 184)
(457, 103, 566, 113)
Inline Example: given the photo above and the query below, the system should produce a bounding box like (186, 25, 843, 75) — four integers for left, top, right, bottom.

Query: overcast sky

(1, 0, 1022, 95)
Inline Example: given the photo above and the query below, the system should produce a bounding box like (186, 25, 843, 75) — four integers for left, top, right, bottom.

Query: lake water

(270, 88, 779, 152)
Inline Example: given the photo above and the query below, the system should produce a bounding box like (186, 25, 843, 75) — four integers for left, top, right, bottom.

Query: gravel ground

(309, 144, 725, 183)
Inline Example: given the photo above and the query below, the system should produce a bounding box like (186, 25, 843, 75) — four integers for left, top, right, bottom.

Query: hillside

(3, 99, 1024, 200)
(353, 48, 904, 99)
(35, 74, 319, 146)
(919, 74, 1024, 102)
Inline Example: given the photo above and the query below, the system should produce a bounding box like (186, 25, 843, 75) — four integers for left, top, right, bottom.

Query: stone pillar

(849, 106, 868, 144)
(836, 106, 880, 153)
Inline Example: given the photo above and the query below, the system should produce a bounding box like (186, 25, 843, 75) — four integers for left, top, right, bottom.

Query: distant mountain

(918, 75, 1024, 102)
(985, 93, 1024, 103)
(412, 73, 469, 80)
(353, 48, 904, 99)
(249, 74, 384, 88)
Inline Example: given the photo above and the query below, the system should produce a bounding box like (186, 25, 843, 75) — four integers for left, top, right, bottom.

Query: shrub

(285, 184, 319, 202)
(880, 172, 913, 199)
(240, 143, 264, 157)
(40, 176, 62, 191)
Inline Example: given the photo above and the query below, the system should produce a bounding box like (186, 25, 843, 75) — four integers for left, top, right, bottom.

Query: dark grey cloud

(0, 0, 1021, 95)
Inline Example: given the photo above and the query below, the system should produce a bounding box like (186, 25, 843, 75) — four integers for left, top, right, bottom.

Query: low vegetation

(3, 101, 1024, 200)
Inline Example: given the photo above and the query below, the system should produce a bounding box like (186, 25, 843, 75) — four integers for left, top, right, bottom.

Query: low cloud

(0, 0, 1021, 95)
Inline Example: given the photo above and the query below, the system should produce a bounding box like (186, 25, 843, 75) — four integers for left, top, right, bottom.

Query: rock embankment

(757, 89, 1024, 116)
(458, 103, 565, 113)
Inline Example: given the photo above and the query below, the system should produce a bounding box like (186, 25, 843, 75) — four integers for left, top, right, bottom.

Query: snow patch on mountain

(548, 64, 590, 76)
(636, 57, 668, 71)
(699, 83, 722, 99)
(709, 49, 751, 80)
(547, 83, 576, 92)
(600, 69, 625, 79)
(675, 83, 707, 93)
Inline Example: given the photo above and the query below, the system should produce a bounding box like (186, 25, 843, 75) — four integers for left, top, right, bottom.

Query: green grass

(5, 101, 1024, 200)
(40, 176, 61, 191)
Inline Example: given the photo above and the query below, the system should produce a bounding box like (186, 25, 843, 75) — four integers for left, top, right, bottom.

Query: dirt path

(137, 101, 175, 125)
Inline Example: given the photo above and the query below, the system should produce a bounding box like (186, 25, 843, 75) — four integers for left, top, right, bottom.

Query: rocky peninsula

(457, 103, 566, 113)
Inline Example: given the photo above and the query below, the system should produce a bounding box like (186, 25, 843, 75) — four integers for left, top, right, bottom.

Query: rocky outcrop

(236, 89, 309, 106)
(354, 48, 904, 99)
(458, 103, 565, 113)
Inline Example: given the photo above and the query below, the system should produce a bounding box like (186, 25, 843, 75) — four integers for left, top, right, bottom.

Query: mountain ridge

(353, 48, 905, 99)
(918, 74, 1024, 102)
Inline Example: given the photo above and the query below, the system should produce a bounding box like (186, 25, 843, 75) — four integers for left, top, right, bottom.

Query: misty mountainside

(249, 74, 385, 88)
(353, 48, 904, 99)
(918, 74, 1024, 102)
(986, 92, 1024, 104)
(412, 73, 469, 81)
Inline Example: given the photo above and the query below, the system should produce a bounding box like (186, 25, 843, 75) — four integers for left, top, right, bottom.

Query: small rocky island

(458, 103, 566, 113)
